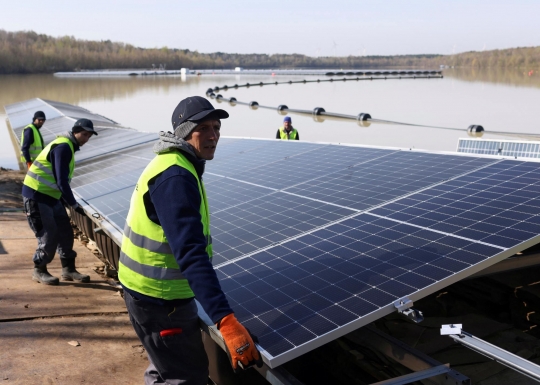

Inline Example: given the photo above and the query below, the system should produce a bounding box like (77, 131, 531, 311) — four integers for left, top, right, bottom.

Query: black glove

(74, 205, 86, 216)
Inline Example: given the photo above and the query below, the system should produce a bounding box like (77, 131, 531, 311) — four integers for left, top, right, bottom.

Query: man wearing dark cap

(276, 116, 299, 140)
(20, 111, 46, 169)
(22, 118, 98, 285)
(119, 96, 261, 384)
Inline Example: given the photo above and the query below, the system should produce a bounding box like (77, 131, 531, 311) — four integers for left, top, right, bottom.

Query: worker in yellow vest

(276, 116, 299, 140)
(22, 119, 98, 285)
(119, 96, 261, 384)
(20, 111, 46, 169)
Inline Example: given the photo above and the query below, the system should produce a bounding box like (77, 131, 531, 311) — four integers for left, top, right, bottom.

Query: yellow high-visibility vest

(279, 127, 298, 140)
(119, 151, 212, 300)
(23, 137, 74, 200)
(20, 124, 44, 162)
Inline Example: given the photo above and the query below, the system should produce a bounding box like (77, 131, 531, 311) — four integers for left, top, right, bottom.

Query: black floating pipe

(209, 92, 216, 99)
(234, 84, 239, 89)
(213, 86, 220, 91)
(223, 85, 228, 91)
(277, 105, 289, 115)
(313, 107, 326, 123)
(229, 97, 237, 106)
(215, 94, 223, 102)
(249, 101, 259, 110)
(467, 125, 485, 133)
(206, 88, 214, 96)
(313, 107, 326, 116)
(357, 113, 372, 121)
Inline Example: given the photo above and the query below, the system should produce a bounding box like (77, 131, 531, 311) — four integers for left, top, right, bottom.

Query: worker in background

(20, 111, 46, 169)
(22, 119, 98, 285)
(119, 96, 261, 384)
(276, 116, 299, 140)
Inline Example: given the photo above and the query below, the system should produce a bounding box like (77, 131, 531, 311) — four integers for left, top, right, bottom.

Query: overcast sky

(1, 0, 539, 56)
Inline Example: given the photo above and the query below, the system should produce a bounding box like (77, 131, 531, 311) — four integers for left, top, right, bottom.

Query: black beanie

(33, 111, 46, 120)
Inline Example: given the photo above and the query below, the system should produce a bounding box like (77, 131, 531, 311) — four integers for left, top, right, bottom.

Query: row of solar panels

(458, 138, 540, 158)
(5, 98, 540, 368)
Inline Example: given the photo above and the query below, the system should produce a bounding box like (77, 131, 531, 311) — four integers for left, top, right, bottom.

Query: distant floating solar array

(5, 99, 540, 368)
(458, 138, 540, 158)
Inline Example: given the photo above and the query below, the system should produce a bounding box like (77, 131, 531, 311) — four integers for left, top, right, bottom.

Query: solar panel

(4, 98, 63, 131)
(4, 98, 158, 163)
(6, 99, 540, 369)
(213, 160, 540, 365)
(457, 138, 540, 158)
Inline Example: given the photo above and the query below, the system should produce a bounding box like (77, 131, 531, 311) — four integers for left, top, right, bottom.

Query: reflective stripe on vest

(119, 151, 212, 300)
(279, 127, 298, 140)
(124, 224, 173, 254)
(119, 251, 186, 280)
(20, 124, 44, 162)
(22, 137, 75, 200)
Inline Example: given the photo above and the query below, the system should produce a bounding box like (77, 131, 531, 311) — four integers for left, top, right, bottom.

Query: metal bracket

(442, 324, 540, 382)
(394, 297, 424, 323)
(440, 324, 462, 335)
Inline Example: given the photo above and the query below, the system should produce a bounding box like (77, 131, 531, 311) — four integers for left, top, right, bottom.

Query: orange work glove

(217, 313, 262, 371)
(26, 161, 33, 169)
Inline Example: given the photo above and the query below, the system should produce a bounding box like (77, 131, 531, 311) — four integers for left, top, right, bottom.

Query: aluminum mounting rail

(441, 324, 540, 383)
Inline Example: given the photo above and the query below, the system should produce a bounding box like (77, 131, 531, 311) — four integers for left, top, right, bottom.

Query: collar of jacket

(58, 131, 80, 151)
(153, 131, 206, 178)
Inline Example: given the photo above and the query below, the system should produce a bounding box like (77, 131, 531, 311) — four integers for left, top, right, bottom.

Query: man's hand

(26, 161, 32, 169)
(217, 313, 262, 371)
(73, 204, 85, 216)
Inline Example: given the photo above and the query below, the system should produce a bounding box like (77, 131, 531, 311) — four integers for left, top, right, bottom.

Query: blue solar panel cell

(368, 160, 540, 250)
(213, 208, 524, 361)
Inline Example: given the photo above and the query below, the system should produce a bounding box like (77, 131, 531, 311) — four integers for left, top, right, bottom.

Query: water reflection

(1, 69, 540, 170)
(445, 68, 540, 88)
(0, 74, 201, 109)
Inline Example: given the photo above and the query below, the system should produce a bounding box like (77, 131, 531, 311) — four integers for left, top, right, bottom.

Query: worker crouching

(119, 96, 262, 384)
(22, 119, 98, 285)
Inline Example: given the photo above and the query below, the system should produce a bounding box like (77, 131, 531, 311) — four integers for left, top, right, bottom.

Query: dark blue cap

(283, 116, 292, 123)
(171, 96, 229, 130)
(33, 111, 46, 120)
(73, 118, 98, 135)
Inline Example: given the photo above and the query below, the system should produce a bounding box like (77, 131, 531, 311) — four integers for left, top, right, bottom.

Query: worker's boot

(61, 258, 90, 283)
(32, 265, 59, 285)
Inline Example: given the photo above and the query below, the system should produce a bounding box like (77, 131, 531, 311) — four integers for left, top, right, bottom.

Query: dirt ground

(0, 167, 25, 209)
(0, 169, 152, 384)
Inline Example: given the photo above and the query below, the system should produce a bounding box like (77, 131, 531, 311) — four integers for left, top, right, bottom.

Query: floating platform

(54, 69, 442, 77)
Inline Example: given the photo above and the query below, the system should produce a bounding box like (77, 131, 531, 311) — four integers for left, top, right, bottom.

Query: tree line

(0, 30, 538, 74)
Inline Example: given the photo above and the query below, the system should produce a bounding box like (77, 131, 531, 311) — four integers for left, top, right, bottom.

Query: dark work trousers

(23, 197, 75, 267)
(124, 291, 209, 385)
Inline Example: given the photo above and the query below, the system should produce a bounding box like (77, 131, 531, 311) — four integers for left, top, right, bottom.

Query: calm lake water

(1, 69, 539, 170)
